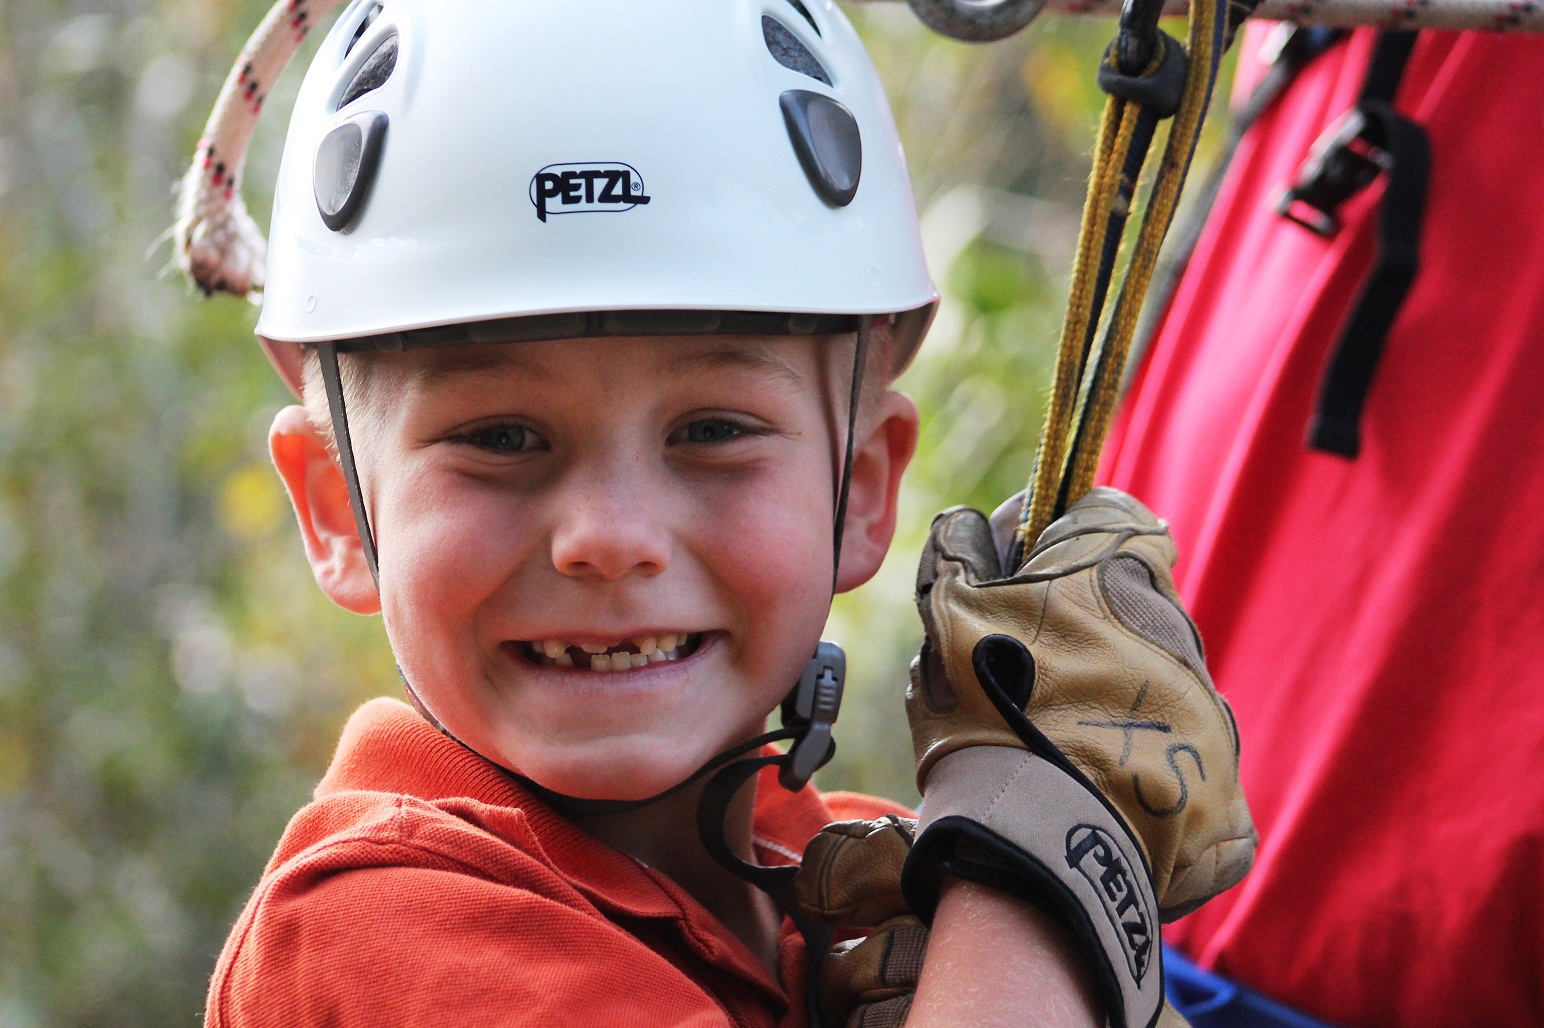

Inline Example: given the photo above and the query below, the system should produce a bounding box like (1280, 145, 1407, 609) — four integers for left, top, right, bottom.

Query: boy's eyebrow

(407, 349, 557, 387)
(664, 345, 804, 384)
(403, 339, 803, 388)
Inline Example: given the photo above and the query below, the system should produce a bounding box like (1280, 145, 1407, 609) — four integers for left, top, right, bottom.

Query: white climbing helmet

(181, 0, 938, 394)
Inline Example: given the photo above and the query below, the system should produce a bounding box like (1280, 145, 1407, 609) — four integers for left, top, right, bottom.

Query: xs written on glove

(902, 487, 1257, 1028)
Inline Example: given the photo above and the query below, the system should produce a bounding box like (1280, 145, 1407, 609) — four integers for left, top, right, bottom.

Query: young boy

(179, 1, 1253, 1025)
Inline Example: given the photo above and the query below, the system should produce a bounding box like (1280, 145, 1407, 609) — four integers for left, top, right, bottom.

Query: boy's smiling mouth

(515, 632, 707, 671)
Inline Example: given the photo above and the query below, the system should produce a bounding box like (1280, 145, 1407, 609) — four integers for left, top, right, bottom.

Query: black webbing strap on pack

(1277, 30, 1430, 458)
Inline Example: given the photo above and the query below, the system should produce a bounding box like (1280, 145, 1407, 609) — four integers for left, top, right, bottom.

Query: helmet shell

(257, 0, 937, 389)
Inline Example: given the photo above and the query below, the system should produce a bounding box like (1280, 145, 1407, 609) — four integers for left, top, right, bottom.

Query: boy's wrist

(910, 876, 1104, 1028)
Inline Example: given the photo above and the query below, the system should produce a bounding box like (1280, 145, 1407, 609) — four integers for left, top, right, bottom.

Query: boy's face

(272, 334, 917, 799)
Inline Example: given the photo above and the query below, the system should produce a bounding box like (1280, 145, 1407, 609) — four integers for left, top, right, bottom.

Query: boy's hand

(902, 487, 1256, 1028)
(796, 816, 926, 1028)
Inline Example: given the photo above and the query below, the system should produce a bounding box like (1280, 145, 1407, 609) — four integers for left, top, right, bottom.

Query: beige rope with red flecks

(861, 0, 1544, 28)
(173, 0, 346, 298)
(174, 0, 1542, 301)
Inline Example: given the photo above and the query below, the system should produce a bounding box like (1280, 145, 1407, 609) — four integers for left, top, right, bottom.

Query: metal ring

(904, 0, 1047, 41)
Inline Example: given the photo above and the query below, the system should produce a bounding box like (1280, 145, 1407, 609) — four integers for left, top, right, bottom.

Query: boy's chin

(509, 744, 721, 803)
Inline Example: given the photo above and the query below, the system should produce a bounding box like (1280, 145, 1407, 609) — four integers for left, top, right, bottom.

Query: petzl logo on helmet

(529, 163, 651, 223)
(1065, 824, 1154, 984)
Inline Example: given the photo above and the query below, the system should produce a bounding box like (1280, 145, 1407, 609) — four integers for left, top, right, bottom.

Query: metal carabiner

(904, 0, 1047, 42)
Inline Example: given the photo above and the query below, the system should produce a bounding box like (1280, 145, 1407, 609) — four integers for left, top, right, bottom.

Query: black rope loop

(1098, 30, 1190, 118)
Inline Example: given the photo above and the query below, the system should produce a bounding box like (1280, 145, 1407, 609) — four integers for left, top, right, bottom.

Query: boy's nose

(549, 482, 672, 581)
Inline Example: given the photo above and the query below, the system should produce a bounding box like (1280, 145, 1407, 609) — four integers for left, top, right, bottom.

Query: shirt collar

(316, 698, 837, 916)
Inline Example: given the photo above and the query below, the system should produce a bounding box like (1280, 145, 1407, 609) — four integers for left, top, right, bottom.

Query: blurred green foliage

(0, 2, 1232, 1023)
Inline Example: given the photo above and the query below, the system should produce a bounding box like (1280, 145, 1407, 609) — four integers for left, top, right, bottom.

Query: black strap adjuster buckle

(780, 641, 845, 790)
(1275, 104, 1394, 237)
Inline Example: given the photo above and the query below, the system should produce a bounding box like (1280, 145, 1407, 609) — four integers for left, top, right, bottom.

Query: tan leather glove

(796, 816, 927, 1028)
(902, 487, 1256, 1028)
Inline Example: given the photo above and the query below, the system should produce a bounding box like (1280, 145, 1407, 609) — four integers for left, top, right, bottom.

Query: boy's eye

(460, 424, 545, 453)
(674, 418, 749, 445)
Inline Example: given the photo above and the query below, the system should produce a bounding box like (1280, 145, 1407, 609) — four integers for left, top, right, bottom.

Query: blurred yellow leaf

(1023, 38, 1106, 140)
(219, 462, 285, 541)
(0, 728, 28, 793)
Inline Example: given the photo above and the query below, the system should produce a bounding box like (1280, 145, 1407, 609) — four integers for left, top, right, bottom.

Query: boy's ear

(835, 389, 920, 593)
(268, 405, 381, 615)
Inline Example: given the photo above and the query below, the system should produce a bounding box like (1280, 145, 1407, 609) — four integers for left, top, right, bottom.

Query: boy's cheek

(373, 490, 536, 673)
(715, 525, 837, 696)
(377, 470, 530, 576)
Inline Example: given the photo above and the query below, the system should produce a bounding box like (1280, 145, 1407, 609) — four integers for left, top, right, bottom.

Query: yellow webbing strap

(1016, 0, 1230, 561)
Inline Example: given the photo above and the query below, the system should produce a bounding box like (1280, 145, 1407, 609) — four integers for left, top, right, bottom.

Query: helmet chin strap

(314, 315, 869, 812)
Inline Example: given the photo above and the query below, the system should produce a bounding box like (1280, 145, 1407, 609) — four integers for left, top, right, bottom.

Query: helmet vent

(780, 90, 861, 207)
(762, 16, 831, 86)
(314, 111, 389, 231)
(344, 4, 384, 58)
(337, 33, 398, 110)
(785, 0, 822, 36)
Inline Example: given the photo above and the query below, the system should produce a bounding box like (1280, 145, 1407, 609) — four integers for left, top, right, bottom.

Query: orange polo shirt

(206, 698, 908, 1027)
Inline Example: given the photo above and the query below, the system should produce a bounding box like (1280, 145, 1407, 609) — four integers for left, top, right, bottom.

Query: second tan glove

(796, 816, 926, 1028)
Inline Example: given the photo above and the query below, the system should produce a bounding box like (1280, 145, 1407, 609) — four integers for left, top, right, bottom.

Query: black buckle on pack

(1276, 105, 1394, 237)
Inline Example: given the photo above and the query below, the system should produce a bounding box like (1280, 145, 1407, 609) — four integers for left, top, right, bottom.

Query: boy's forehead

(397, 334, 822, 388)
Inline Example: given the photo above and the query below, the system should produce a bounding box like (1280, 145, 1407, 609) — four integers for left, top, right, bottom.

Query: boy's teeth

(528, 633, 700, 669)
